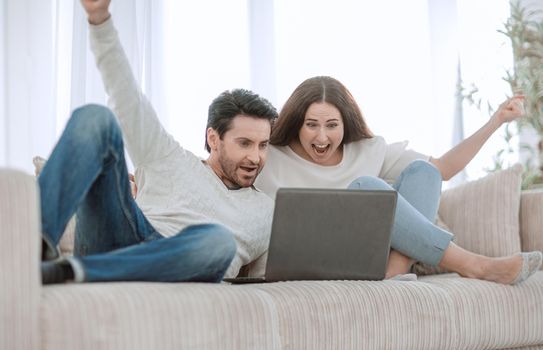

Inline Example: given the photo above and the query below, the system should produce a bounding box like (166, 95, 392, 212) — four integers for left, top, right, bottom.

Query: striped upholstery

(0, 169, 41, 350)
(2, 167, 543, 350)
(421, 273, 543, 349)
(40, 275, 543, 350)
(41, 283, 280, 350)
(520, 190, 543, 269)
(438, 164, 523, 258)
(250, 280, 455, 349)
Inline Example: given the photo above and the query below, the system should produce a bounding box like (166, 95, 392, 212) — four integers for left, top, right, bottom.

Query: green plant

(461, 0, 543, 189)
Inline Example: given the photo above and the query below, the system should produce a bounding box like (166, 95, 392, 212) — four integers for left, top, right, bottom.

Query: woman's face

(294, 102, 344, 165)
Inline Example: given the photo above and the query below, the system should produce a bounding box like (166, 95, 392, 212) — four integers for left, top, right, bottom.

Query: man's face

(208, 115, 271, 188)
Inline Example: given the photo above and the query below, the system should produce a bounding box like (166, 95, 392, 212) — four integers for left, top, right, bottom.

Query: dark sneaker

(41, 260, 74, 285)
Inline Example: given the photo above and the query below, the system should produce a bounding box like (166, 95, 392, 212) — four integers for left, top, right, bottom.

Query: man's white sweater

(89, 18, 273, 278)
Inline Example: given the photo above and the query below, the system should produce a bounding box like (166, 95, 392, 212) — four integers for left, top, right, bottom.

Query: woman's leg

(437, 243, 543, 284)
(392, 160, 442, 220)
(348, 171, 541, 284)
(349, 173, 452, 270)
(386, 160, 443, 276)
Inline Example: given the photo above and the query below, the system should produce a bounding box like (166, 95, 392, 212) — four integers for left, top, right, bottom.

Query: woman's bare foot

(456, 252, 542, 284)
(477, 255, 523, 284)
(438, 242, 542, 285)
(385, 249, 414, 279)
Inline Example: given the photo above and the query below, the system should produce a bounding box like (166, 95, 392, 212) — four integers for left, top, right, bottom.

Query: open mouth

(239, 165, 258, 175)
(312, 144, 330, 155)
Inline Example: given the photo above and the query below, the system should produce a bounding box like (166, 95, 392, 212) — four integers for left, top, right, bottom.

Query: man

(40, 0, 277, 284)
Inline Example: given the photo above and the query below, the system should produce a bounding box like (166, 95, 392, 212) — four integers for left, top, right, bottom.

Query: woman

(255, 76, 542, 284)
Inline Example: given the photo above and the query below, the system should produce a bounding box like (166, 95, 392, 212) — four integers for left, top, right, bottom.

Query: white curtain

(0, 0, 161, 174)
(1, 0, 56, 173)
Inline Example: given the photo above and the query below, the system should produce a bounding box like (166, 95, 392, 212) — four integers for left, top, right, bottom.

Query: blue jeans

(348, 160, 453, 266)
(38, 104, 236, 282)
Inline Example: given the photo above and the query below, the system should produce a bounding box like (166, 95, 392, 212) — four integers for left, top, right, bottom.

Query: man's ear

(207, 127, 219, 151)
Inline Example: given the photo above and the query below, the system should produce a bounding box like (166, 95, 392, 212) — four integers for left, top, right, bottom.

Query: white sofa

(1, 167, 542, 350)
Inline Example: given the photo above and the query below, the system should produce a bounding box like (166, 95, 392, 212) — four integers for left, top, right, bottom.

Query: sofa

(1, 165, 542, 350)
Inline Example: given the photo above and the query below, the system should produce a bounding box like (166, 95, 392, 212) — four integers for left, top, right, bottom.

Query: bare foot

(385, 250, 413, 279)
(479, 255, 523, 284)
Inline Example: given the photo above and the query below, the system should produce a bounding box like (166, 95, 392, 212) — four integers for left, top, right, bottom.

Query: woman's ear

(207, 127, 219, 151)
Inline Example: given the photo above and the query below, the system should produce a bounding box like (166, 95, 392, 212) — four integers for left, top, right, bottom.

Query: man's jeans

(39, 104, 236, 282)
(348, 160, 454, 266)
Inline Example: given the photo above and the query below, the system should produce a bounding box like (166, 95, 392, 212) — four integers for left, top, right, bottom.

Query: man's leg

(39, 104, 152, 259)
(42, 224, 236, 283)
(40, 104, 237, 283)
(69, 224, 236, 283)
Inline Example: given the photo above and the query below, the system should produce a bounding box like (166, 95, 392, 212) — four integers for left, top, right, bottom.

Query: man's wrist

(88, 12, 111, 26)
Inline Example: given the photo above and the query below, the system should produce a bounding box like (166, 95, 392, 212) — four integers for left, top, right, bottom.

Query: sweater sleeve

(89, 18, 177, 167)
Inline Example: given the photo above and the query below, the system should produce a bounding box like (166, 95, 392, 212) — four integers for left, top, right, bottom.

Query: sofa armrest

(520, 189, 543, 270)
(0, 169, 41, 349)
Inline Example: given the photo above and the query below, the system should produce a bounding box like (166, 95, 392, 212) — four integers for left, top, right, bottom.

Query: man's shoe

(41, 260, 74, 285)
(41, 237, 60, 261)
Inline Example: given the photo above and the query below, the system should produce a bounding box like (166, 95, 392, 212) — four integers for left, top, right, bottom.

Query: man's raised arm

(80, 0, 178, 167)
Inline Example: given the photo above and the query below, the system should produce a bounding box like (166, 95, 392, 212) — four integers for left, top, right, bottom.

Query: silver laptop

(225, 188, 397, 283)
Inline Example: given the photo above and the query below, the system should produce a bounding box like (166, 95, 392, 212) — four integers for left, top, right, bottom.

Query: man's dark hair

(205, 89, 278, 152)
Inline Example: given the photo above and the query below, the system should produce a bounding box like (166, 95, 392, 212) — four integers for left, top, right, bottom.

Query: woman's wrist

(488, 112, 504, 129)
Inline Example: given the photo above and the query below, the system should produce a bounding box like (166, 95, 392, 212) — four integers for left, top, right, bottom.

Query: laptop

(224, 188, 397, 283)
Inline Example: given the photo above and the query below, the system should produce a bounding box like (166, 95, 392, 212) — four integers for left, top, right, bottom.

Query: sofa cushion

(41, 283, 281, 350)
(39, 276, 543, 350)
(250, 280, 456, 349)
(438, 164, 523, 258)
(420, 271, 543, 349)
(520, 190, 543, 270)
(41, 280, 457, 350)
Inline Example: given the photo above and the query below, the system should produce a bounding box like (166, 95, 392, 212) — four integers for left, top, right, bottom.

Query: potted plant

(462, 0, 543, 189)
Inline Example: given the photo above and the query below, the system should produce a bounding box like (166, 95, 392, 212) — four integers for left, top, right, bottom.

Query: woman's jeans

(38, 104, 236, 283)
(348, 160, 453, 266)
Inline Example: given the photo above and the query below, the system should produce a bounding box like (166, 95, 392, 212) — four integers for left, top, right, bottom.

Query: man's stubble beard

(217, 146, 261, 188)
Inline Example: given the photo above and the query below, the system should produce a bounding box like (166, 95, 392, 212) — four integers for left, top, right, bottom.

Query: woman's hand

(80, 0, 111, 25)
(431, 95, 526, 180)
(492, 95, 526, 125)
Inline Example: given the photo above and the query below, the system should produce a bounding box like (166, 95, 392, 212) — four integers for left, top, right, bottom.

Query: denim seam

(109, 143, 141, 243)
(101, 117, 141, 244)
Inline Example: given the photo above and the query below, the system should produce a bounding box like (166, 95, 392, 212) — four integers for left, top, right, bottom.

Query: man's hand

(80, 0, 111, 25)
(492, 95, 526, 125)
(129, 173, 138, 199)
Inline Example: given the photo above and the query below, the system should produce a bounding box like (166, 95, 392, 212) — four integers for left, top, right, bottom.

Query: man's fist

(80, 0, 111, 25)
